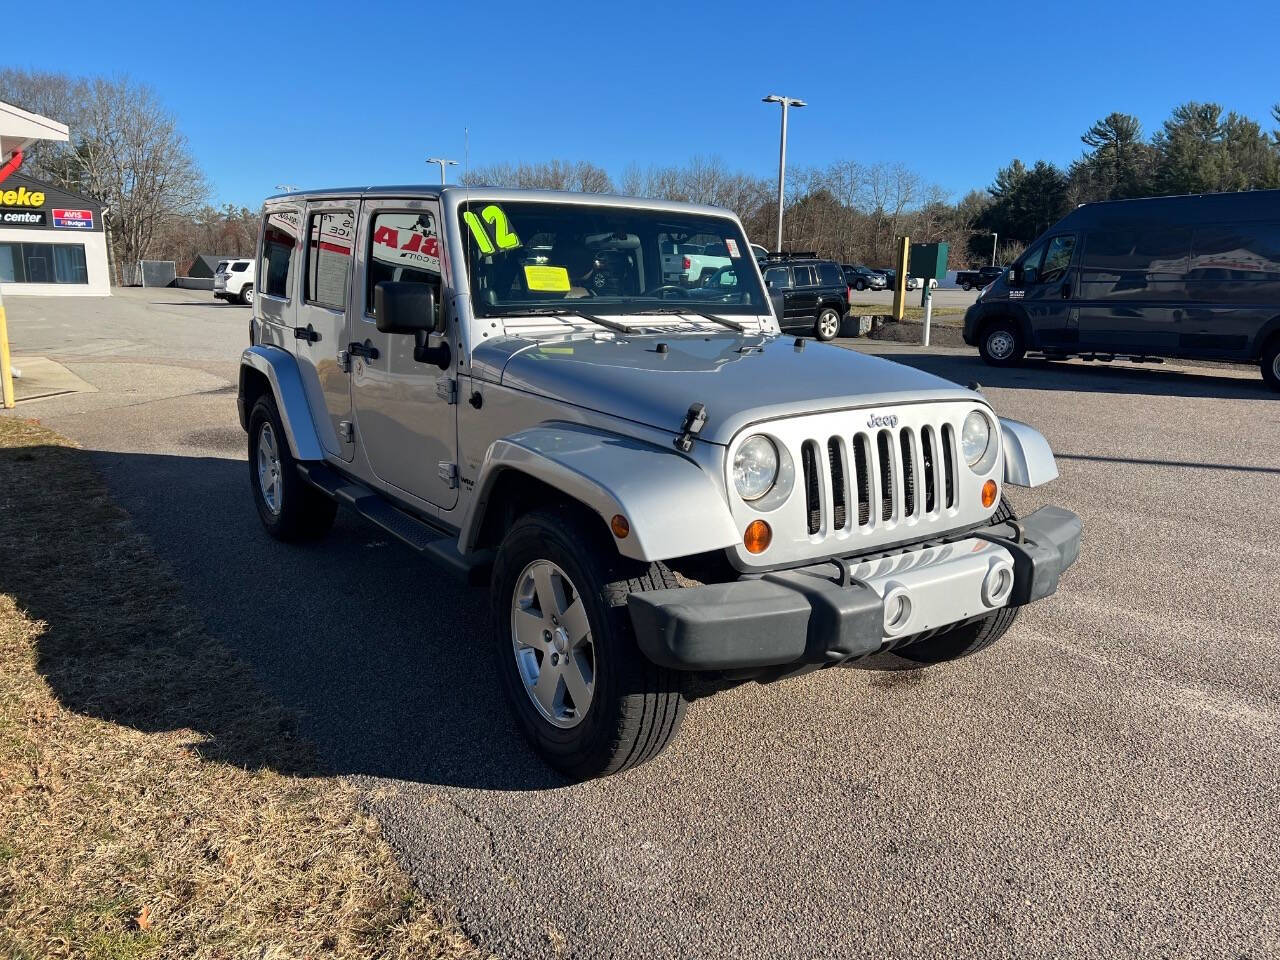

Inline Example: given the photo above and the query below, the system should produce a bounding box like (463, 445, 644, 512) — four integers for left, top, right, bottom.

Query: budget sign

(52, 208, 94, 229)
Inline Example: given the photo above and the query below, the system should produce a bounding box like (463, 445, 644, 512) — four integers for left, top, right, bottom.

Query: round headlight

(733, 435, 779, 501)
(961, 411, 992, 468)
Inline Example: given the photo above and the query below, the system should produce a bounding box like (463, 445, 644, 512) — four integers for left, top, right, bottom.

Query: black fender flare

(1248, 314, 1280, 360)
(974, 306, 1032, 349)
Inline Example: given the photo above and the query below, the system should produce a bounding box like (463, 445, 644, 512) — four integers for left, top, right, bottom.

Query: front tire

(978, 319, 1025, 366)
(247, 396, 337, 541)
(491, 507, 687, 780)
(962, 282, 973, 291)
(815, 307, 842, 342)
(1262, 337, 1280, 391)
(240, 284, 255, 306)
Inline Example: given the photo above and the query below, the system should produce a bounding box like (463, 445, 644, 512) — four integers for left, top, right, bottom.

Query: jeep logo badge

(867, 413, 899, 428)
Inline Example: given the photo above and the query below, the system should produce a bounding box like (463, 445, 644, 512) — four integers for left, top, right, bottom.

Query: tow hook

(674, 402, 708, 452)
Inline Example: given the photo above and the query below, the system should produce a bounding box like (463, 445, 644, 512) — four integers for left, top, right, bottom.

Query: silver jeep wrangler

(238, 186, 1081, 780)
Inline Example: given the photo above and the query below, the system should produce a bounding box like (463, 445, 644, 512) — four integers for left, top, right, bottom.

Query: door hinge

(337, 349, 351, 373)
(436, 378, 458, 404)
(338, 420, 354, 442)
(438, 461, 459, 489)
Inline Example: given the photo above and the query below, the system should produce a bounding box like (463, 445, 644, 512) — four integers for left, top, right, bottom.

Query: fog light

(981, 558, 1015, 607)
(981, 479, 998, 508)
(743, 519, 772, 554)
(611, 514, 630, 539)
(882, 585, 913, 636)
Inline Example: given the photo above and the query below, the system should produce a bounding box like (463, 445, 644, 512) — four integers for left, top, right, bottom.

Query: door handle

(293, 324, 320, 343)
(347, 339, 379, 361)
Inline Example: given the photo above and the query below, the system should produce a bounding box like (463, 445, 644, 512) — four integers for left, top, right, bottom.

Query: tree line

(462, 157, 967, 269)
(4, 66, 1279, 277)
(974, 103, 1280, 263)
(465, 102, 1280, 270)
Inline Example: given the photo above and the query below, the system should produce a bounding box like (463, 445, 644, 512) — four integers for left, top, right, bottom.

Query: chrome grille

(799, 421, 958, 537)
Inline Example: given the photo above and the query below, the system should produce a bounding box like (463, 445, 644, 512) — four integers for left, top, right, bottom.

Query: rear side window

(1083, 228, 1190, 278)
(1190, 222, 1280, 279)
(792, 265, 817, 286)
(215, 260, 229, 273)
(261, 211, 299, 299)
(764, 266, 791, 288)
(365, 210, 442, 317)
(305, 210, 355, 309)
(818, 262, 843, 286)
(230, 261, 248, 273)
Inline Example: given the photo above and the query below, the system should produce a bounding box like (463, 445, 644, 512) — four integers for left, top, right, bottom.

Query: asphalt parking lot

(4, 288, 1278, 959)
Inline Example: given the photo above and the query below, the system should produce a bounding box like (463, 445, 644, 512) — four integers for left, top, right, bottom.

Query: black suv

(842, 263, 888, 291)
(761, 256, 850, 341)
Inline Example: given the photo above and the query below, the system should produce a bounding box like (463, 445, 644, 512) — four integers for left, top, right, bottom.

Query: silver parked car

(239, 186, 1080, 780)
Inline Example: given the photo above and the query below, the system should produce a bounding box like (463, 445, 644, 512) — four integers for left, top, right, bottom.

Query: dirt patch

(0, 418, 483, 960)
(863, 319, 968, 349)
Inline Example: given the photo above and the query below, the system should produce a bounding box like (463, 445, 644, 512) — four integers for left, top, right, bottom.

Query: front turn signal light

(981, 479, 998, 508)
(611, 514, 630, 539)
(743, 519, 772, 554)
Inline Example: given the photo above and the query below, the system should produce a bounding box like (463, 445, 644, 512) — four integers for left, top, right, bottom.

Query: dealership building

(1, 101, 110, 297)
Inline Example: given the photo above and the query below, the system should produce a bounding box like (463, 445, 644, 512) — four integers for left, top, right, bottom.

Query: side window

(818, 262, 843, 287)
(366, 210, 442, 316)
(261, 210, 299, 299)
(792, 265, 816, 286)
(231, 261, 248, 273)
(1040, 235, 1077, 285)
(305, 210, 355, 309)
(1018, 241, 1047, 284)
(1190, 223, 1280, 279)
(1084, 228, 1190, 279)
(764, 266, 791, 288)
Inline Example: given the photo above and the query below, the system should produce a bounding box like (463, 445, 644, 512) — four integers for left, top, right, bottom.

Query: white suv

(214, 258, 255, 305)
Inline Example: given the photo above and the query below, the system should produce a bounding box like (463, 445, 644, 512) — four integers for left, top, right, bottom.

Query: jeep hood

(484, 332, 978, 445)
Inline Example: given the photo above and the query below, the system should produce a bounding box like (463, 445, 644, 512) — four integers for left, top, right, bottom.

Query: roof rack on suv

(764, 251, 819, 261)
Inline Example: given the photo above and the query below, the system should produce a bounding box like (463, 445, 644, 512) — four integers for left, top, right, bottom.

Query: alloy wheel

(510, 559, 595, 729)
(256, 421, 282, 515)
(818, 311, 840, 340)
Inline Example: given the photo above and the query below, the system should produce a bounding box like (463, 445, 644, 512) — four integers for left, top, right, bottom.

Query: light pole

(991, 232, 999, 266)
(426, 157, 458, 185)
(762, 94, 805, 252)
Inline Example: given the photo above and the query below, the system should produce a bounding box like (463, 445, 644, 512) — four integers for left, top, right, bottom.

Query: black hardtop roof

(1062, 188, 1280, 229)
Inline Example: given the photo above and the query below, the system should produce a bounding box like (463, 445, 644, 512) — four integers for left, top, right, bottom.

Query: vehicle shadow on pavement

(18, 444, 563, 793)
(869, 350, 1276, 400)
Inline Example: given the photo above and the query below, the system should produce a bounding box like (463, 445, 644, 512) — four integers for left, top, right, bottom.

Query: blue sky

(10, 0, 1280, 208)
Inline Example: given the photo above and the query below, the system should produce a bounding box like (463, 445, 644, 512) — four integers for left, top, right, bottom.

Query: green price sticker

(464, 204, 521, 254)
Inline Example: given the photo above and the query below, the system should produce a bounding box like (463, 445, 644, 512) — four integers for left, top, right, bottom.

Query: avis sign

(52, 208, 94, 229)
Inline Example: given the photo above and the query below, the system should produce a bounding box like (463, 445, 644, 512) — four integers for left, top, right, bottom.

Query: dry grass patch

(847, 303, 965, 323)
(0, 417, 482, 960)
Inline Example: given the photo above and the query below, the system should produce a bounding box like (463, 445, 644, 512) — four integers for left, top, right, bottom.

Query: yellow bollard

(891, 236, 910, 322)
(0, 290, 13, 409)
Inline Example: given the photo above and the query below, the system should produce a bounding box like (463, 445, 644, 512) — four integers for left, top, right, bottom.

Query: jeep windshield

(457, 200, 768, 318)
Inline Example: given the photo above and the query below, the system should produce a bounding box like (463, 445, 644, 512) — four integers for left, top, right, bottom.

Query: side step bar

(297, 462, 491, 583)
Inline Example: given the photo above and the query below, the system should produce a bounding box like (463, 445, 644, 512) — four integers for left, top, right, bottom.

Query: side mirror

(374, 281, 437, 334)
(373, 281, 450, 369)
(1008, 265, 1022, 288)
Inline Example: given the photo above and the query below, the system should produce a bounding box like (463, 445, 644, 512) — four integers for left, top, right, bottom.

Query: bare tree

(462, 159, 613, 193)
(0, 70, 207, 275)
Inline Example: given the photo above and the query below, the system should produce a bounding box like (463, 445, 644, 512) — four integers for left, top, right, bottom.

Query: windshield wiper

(630, 308, 746, 333)
(495, 307, 635, 335)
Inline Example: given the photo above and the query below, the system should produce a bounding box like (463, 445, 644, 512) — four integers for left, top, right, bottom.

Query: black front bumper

(628, 506, 1081, 671)
(962, 303, 981, 345)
